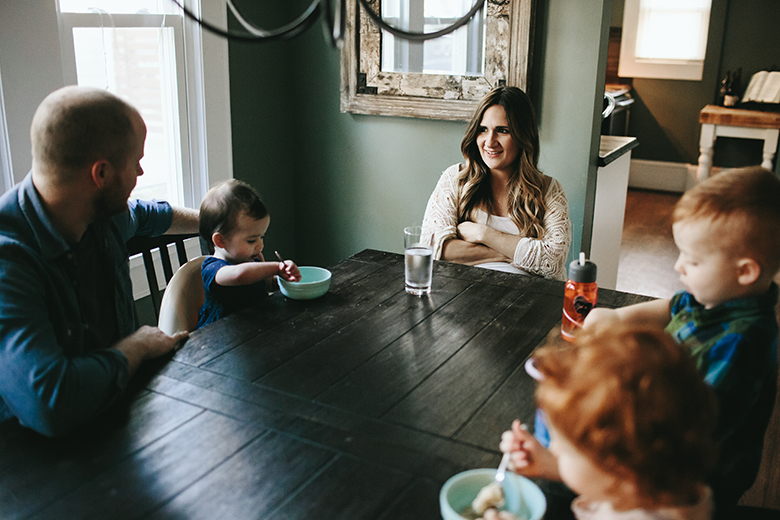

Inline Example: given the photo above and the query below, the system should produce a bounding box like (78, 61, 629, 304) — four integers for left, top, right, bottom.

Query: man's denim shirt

(0, 173, 172, 436)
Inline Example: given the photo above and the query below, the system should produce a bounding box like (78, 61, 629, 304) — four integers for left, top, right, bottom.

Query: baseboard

(129, 237, 202, 300)
(627, 159, 721, 193)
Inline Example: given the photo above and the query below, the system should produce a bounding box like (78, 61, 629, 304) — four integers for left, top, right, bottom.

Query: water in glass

(405, 246, 433, 295)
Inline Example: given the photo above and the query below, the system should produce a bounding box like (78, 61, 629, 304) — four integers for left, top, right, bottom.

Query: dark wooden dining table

(1, 249, 651, 520)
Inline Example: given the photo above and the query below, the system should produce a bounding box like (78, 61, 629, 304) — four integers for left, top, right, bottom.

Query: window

(56, 0, 231, 207)
(619, 0, 712, 81)
(381, 0, 485, 76)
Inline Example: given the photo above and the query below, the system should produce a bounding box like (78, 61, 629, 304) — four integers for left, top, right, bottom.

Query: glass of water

(404, 226, 434, 296)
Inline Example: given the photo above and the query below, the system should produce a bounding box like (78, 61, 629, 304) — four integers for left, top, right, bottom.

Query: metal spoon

(495, 451, 511, 484)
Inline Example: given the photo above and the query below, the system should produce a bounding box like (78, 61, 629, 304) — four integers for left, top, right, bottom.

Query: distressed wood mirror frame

(340, 0, 535, 121)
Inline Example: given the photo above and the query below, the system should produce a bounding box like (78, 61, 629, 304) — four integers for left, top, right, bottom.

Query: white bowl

(278, 266, 332, 300)
(440, 469, 546, 520)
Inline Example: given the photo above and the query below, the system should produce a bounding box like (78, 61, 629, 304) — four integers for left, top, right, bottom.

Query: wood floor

(616, 188, 780, 513)
(616, 188, 683, 298)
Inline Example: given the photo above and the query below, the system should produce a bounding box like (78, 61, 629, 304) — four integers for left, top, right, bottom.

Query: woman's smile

(476, 105, 518, 175)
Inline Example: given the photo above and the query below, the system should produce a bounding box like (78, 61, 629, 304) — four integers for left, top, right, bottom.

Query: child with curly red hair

(502, 326, 718, 519)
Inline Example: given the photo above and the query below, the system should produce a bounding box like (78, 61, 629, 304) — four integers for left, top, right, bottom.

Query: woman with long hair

(422, 85, 571, 280)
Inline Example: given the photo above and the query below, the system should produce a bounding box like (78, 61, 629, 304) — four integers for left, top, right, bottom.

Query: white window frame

(0, 69, 13, 194)
(619, 0, 712, 81)
(55, 0, 232, 208)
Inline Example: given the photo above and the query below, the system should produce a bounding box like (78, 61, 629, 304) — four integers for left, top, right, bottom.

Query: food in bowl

(278, 266, 332, 300)
(472, 482, 505, 514)
(462, 508, 522, 520)
(440, 469, 545, 520)
(460, 481, 522, 520)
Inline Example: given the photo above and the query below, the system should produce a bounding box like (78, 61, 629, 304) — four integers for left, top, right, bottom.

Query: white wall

(0, 2, 65, 184)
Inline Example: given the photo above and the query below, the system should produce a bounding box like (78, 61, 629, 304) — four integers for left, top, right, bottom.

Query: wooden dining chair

(157, 256, 206, 336)
(126, 233, 200, 320)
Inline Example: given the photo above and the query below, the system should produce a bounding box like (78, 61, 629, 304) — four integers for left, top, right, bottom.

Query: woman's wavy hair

(459, 86, 548, 238)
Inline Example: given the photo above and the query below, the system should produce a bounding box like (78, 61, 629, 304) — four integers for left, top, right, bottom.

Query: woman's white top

(421, 164, 571, 281)
(471, 210, 526, 274)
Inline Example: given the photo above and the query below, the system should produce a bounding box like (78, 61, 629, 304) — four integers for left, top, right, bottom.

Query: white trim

(0, 67, 14, 193)
(618, 0, 711, 81)
(627, 159, 704, 192)
(129, 237, 202, 300)
(192, 0, 233, 196)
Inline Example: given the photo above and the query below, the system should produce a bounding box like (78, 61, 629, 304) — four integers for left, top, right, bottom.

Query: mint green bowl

(278, 266, 332, 300)
(440, 469, 546, 520)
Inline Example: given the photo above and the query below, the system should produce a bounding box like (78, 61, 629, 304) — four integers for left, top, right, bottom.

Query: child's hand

(582, 307, 619, 330)
(278, 260, 301, 282)
(499, 420, 561, 482)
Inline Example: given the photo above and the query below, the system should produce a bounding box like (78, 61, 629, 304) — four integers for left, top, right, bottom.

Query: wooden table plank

(173, 258, 386, 368)
(146, 430, 337, 520)
(314, 283, 523, 417)
(454, 349, 544, 450)
(147, 372, 498, 482)
(28, 412, 266, 520)
(265, 455, 413, 520)
(0, 391, 204, 520)
(376, 478, 444, 520)
(257, 276, 471, 399)
(384, 293, 563, 436)
(199, 267, 406, 381)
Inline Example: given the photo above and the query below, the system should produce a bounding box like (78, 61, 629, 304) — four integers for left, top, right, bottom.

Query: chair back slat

(126, 233, 198, 320)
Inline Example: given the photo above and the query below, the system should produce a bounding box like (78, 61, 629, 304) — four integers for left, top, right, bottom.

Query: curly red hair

(534, 326, 717, 507)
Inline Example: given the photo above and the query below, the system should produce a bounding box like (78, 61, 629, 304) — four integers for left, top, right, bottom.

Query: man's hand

(113, 326, 189, 376)
(499, 420, 561, 481)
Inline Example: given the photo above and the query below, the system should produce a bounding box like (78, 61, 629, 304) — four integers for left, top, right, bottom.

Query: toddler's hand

(499, 420, 561, 481)
(278, 260, 301, 282)
(582, 307, 618, 330)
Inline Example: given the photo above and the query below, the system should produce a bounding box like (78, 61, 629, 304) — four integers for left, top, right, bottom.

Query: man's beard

(94, 185, 130, 219)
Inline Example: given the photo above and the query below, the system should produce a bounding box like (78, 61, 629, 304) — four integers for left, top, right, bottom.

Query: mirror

(340, 0, 535, 121)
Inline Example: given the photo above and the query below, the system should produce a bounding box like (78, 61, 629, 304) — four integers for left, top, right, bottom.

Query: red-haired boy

(504, 326, 717, 519)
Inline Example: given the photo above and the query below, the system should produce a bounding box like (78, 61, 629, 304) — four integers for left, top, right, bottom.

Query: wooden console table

(697, 105, 780, 181)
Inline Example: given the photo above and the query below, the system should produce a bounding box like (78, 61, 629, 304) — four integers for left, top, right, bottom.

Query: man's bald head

(31, 86, 139, 182)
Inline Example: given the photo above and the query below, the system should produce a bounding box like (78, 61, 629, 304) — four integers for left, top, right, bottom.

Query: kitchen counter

(599, 135, 639, 166)
(591, 135, 639, 290)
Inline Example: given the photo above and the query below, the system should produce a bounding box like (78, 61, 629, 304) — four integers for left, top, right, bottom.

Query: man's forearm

(167, 206, 199, 234)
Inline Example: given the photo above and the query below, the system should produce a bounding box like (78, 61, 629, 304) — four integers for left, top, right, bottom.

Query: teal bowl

(278, 266, 332, 300)
(440, 469, 546, 520)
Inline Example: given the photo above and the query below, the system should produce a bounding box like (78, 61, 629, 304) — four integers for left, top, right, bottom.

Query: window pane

(72, 27, 184, 205)
(380, 0, 484, 75)
(59, 0, 168, 14)
(635, 0, 711, 61)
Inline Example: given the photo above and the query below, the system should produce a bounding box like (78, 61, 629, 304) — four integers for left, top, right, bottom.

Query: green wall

(229, 0, 611, 268)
